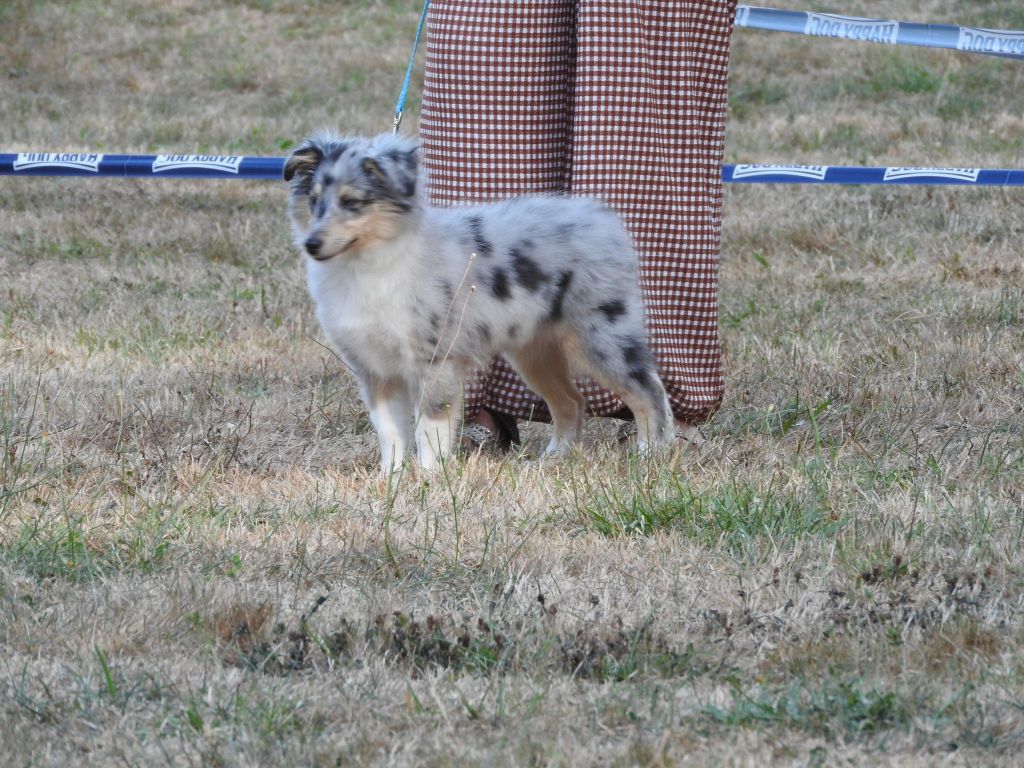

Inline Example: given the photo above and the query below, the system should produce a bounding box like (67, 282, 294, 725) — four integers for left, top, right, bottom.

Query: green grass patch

(573, 471, 843, 549)
(4, 505, 182, 582)
(867, 53, 942, 96)
(714, 394, 834, 440)
(75, 313, 222, 361)
(700, 676, 913, 740)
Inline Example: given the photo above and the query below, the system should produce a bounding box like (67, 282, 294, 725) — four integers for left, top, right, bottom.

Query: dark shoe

(460, 408, 520, 454)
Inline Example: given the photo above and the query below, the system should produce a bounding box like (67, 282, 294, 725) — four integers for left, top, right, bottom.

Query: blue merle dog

(285, 131, 674, 474)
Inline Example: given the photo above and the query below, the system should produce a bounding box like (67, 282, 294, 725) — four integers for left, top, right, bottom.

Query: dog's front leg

(359, 374, 414, 476)
(415, 368, 462, 472)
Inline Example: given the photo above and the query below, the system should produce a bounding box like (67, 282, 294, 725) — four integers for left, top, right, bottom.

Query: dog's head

(284, 132, 421, 261)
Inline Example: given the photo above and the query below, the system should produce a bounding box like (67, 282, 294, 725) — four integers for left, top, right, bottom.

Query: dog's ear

(362, 143, 419, 200)
(283, 139, 324, 183)
(361, 157, 390, 186)
(285, 134, 350, 183)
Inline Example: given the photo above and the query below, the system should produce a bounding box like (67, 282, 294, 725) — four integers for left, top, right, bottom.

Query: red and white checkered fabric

(420, 0, 735, 424)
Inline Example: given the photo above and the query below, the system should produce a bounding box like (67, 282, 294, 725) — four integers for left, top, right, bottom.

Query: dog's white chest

(307, 257, 425, 376)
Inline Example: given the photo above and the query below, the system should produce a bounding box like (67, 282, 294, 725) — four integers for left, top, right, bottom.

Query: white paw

(417, 452, 442, 472)
(542, 437, 571, 458)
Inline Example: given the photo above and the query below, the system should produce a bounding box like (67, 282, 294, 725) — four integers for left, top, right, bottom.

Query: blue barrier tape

(735, 5, 1024, 60)
(3, 154, 1024, 186)
(724, 164, 1024, 186)
(0, 153, 284, 178)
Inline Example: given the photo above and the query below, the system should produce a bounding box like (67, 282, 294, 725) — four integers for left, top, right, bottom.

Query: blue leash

(393, 0, 430, 133)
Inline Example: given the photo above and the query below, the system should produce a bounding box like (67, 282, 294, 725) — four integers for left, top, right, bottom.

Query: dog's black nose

(304, 236, 323, 257)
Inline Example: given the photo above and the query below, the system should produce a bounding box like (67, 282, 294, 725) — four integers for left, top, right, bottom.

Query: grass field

(1, 1, 1023, 765)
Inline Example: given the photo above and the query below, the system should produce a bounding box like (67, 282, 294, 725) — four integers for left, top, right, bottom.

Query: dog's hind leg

(574, 327, 674, 453)
(415, 367, 462, 472)
(361, 374, 415, 476)
(505, 331, 586, 457)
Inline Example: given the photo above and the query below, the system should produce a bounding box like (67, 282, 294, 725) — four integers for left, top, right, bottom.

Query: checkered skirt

(420, 0, 736, 424)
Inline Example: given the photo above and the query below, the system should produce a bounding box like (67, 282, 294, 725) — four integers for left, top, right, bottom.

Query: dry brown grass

(2, 1, 1023, 765)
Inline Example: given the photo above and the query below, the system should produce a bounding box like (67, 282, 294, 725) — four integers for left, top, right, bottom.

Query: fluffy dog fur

(285, 131, 673, 474)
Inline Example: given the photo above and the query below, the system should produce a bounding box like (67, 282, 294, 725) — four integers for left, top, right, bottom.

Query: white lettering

(883, 167, 981, 182)
(805, 13, 899, 45)
(732, 164, 829, 181)
(957, 27, 1024, 56)
(152, 155, 243, 173)
(12, 153, 102, 171)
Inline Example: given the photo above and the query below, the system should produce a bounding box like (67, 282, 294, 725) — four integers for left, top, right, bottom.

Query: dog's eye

(339, 196, 366, 211)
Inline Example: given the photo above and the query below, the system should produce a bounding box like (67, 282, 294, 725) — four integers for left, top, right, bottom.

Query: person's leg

(420, 0, 577, 434)
(568, 0, 737, 429)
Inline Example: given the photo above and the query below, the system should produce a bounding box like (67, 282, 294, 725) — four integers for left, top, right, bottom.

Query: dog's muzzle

(305, 236, 359, 260)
